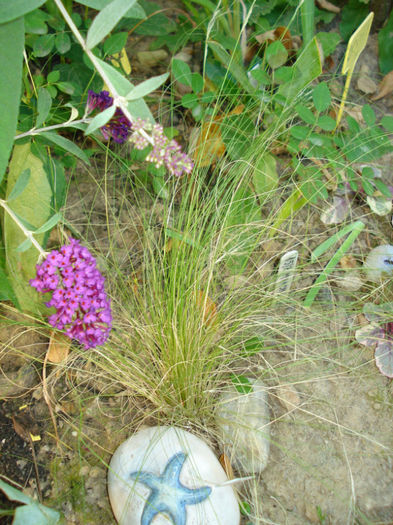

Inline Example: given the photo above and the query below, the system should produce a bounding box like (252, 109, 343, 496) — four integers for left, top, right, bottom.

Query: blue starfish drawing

(129, 452, 212, 525)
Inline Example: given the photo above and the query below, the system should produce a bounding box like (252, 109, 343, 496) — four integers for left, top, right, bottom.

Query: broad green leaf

(7, 168, 30, 201)
(56, 81, 75, 95)
(33, 34, 55, 57)
(36, 87, 52, 128)
(24, 8, 50, 34)
(95, 58, 154, 122)
(317, 115, 336, 131)
(0, 17, 24, 185)
(126, 73, 169, 101)
(278, 37, 322, 102)
(14, 502, 61, 525)
(316, 31, 341, 57)
(172, 58, 192, 87)
(295, 103, 316, 125)
(4, 143, 52, 313)
(76, 0, 145, 18)
(103, 31, 128, 55)
(55, 32, 71, 54)
(381, 115, 393, 132)
(230, 374, 253, 394)
(0, 479, 31, 505)
(34, 212, 62, 234)
(312, 82, 331, 112)
(0, 0, 46, 23)
(253, 152, 278, 198)
(265, 40, 288, 69)
(86, 0, 137, 50)
(38, 131, 89, 163)
(191, 73, 204, 94)
(181, 93, 199, 109)
(47, 70, 60, 83)
(85, 104, 116, 135)
(361, 104, 376, 126)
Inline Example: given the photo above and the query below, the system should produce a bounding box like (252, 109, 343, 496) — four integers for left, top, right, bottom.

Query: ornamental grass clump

(30, 238, 112, 349)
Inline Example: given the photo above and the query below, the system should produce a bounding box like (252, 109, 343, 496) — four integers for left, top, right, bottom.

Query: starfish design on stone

(129, 452, 212, 525)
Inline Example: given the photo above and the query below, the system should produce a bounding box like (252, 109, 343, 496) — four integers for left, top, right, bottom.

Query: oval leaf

(85, 104, 116, 135)
(125, 73, 169, 101)
(375, 341, 393, 378)
(86, 0, 137, 50)
(36, 87, 52, 128)
(0, 0, 47, 23)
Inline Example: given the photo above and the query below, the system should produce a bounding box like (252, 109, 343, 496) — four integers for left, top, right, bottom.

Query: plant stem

(0, 199, 46, 257)
(14, 118, 90, 140)
(53, 0, 154, 146)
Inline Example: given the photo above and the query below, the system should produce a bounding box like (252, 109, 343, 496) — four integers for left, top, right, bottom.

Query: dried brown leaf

(371, 70, 393, 101)
(316, 0, 340, 13)
(219, 453, 234, 479)
(47, 331, 71, 364)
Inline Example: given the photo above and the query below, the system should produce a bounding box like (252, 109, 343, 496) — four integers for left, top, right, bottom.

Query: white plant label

(275, 250, 298, 295)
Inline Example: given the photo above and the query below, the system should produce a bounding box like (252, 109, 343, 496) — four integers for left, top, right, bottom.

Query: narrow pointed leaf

(7, 168, 31, 202)
(86, 0, 137, 50)
(85, 104, 116, 135)
(125, 73, 169, 101)
(34, 212, 62, 234)
(38, 131, 89, 163)
(15, 238, 33, 253)
(36, 87, 52, 128)
(0, 17, 24, 184)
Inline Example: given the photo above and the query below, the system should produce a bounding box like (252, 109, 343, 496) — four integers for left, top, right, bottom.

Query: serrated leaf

(0, 0, 47, 23)
(85, 104, 116, 135)
(312, 81, 331, 112)
(172, 58, 192, 87)
(86, 0, 137, 50)
(4, 143, 52, 313)
(7, 168, 31, 202)
(38, 131, 89, 163)
(36, 87, 52, 128)
(126, 73, 169, 101)
(0, 17, 24, 185)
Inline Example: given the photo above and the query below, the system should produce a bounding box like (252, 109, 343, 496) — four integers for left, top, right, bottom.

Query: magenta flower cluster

(86, 90, 132, 144)
(129, 119, 194, 177)
(30, 238, 112, 349)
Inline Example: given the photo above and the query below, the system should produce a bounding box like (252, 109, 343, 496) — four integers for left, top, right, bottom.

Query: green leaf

(16, 238, 33, 253)
(317, 114, 336, 131)
(373, 178, 392, 198)
(295, 103, 316, 125)
(126, 73, 169, 101)
(33, 34, 55, 57)
(103, 31, 128, 55)
(36, 87, 52, 128)
(77, 0, 146, 18)
(339, 0, 369, 41)
(86, 0, 137, 50)
(290, 125, 310, 140)
(378, 8, 393, 74)
(209, 41, 254, 93)
(0, 17, 24, 185)
(47, 70, 60, 83)
(55, 81, 75, 95)
(34, 212, 62, 234)
(172, 58, 192, 87)
(0, 0, 47, 23)
(0, 266, 20, 306)
(24, 8, 49, 35)
(361, 104, 376, 126)
(316, 31, 341, 57)
(85, 104, 116, 135)
(4, 143, 52, 313)
(38, 131, 89, 164)
(265, 40, 288, 69)
(312, 81, 331, 112)
(94, 57, 154, 122)
(0, 479, 31, 505)
(181, 93, 199, 109)
(191, 73, 204, 94)
(55, 32, 71, 54)
(230, 374, 253, 394)
(253, 152, 278, 198)
(381, 115, 393, 132)
(278, 37, 322, 102)
(7, 168, 31, 201)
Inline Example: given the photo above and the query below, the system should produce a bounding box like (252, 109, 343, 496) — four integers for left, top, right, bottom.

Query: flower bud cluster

(129, 119, 194, 177)
(86, 90, 132, 144)
(30, 238, 112, 349)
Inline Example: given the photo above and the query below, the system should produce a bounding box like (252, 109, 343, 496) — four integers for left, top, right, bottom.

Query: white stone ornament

(215, 378, 270, 474)
(107, 426, 240, 525)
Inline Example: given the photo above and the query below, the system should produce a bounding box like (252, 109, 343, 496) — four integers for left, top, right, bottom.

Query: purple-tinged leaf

(355, 323, 384, 347)
(375, 340, 393, 378)
(320, 196, 350, 225)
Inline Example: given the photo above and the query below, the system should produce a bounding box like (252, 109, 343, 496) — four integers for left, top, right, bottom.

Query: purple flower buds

(86, 90, 132, 144)
(30, 238, 112, 349)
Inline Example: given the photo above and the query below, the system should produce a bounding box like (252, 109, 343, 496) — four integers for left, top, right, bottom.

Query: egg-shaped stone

(107, 426, 240, 525)
(215, 378, 270, 474)
(363, 245, 393, 282)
